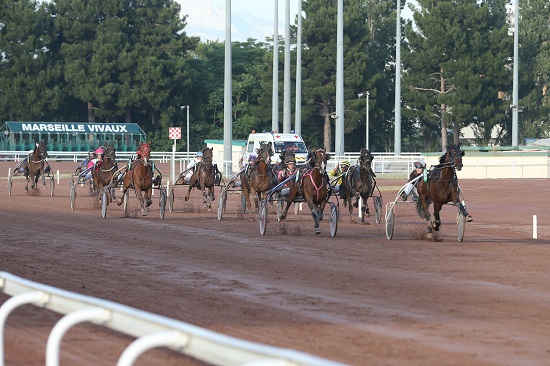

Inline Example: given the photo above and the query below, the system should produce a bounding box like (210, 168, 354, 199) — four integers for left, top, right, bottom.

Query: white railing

(0, 272, 345, 366)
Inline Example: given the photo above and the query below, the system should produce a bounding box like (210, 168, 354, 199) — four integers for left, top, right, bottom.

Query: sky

(177, 0, 414, 42)
(177, 0, 299, 42)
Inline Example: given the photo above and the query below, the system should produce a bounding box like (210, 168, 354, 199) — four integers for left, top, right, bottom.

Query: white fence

(0, 272, 345, 366)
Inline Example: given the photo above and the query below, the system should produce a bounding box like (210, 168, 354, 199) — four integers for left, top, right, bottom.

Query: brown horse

(241, 142, 274, 221)
(117, 142, 153, 216)
(185, 147, 216, 210)
(281, 148, 330, 234)
(416, 143, 472, 238)
(91, 144, 117, 203)
(24, 141, 48, 191)
(341, 148, 376, 223)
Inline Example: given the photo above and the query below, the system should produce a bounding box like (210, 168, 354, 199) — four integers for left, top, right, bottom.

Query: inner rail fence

(0, 272, 345, 366)
(1, 151, 547, 178)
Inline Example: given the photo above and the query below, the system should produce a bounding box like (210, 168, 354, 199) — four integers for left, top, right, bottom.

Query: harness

(301, 167, 326, 202)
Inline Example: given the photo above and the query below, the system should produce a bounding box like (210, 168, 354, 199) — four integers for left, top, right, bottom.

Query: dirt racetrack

(1, 161, 550, 366)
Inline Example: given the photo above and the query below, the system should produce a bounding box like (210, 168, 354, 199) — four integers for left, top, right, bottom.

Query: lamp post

(358, 92, 370, 150)
(180, 105, 190, 161)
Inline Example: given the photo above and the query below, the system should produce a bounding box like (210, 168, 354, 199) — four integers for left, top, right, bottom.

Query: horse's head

(256, 142, 272, 164)
(309, 147, 329, 174)
(34, 141, 48, 160)
(359, 148, 374, 170)
(442, 144, 465, 171)
(202, 147, 213, 165)
(104, 144, 116, 162)
(139, 142, 151, 163)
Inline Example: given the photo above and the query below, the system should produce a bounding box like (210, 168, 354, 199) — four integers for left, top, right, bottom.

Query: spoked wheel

(159, 189, 166, 219)
(101, 189, 108, 218)
(330, 203, 339, 237)
(50, 176, 55, 197)
(373, 196, 382, 224)
(259, 200, 268, 235)
(385, 204, 395, 240)
(70, 179, 76, 209)
(217, 190, 227, 220)
(277, 195, 284, 221)
(7, 175, 12, 196)
(457, 211, 466, 242)
(123, 190, 129, 212)
(168, 187, 174, 213)
(240, 192, 247, 214)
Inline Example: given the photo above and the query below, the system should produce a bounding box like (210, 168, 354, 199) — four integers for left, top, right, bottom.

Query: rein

(303, 167, 325, 202)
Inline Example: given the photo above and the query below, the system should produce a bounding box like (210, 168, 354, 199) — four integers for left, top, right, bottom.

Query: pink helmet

(95, 147, 105, 155)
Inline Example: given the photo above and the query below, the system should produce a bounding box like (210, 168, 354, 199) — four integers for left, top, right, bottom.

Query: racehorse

(241, 142, 274, 221)
(91, 144, 117, 203)
(185, 147, 216, 210)
(281, 148, 330, 234)
(341, 148, 376, 223)
(24, 141, 48, 191)
(416, 143, 472, 238)
(117, 142, 153, 216)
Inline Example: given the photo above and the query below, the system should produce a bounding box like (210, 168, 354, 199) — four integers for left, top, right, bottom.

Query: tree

(403, 0, 511, 150)
(0, 0, 64, 122)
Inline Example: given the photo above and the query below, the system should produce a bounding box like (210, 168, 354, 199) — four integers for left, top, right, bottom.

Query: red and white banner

(168, 127, 181, 140)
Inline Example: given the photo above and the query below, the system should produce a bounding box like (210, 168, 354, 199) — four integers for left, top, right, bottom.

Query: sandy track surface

(1, 161, 550, 365)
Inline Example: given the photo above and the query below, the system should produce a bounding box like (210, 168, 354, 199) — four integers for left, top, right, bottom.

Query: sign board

(5, 121, 144, 135)
(169, 127, 181, 140)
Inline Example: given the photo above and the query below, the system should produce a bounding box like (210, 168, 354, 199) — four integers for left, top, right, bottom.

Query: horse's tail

(415, 199, 431, 220)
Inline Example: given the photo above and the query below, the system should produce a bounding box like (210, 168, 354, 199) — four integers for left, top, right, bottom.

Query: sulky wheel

(330, 203, 339, 237)
(457, 211, 466, 242)
(168, 187, 174, 213)
(50, 176, 55, 197)
(159, 189, 166, 219)
(70, 180, 76, 209)
(385, 205, 395, 240)
(259, 200, 268, 236)
(217, 190, 227, 220)
(374, 196, 382, 224)
(101, 189, 108, 218)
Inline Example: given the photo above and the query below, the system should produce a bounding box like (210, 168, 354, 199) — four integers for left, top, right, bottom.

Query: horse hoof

(426, 232, 433, 240)
(314, 228, 321, 234)
(184, 197, 189, 201)
(466, 215, 473, 222)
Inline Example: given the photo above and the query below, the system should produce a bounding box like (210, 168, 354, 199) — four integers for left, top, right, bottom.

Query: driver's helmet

(88, 149, 95, 158)
(248, 154, 257, 163)
(287, 158, 297, 167)
(340, 160, 351, 168)
(196, 151, 204, 158)
(94, 147, 105, 155)
(414, 160, 426, 169)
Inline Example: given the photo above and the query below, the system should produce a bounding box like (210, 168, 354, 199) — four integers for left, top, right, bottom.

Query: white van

(245, 132, 308, 166)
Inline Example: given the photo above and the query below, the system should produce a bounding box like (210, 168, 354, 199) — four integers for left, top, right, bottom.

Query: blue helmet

(248, 154, 257, 162)
(196, 151, 204, 158)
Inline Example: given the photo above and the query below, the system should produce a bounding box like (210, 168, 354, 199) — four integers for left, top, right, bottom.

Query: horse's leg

(432, 202, 443, 231)
(185, 176, 195, 201)
(306, 197, 320, 234)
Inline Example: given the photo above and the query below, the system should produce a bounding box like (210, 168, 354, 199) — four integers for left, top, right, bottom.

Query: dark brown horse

(416, 143, 472, 238)
(185, 147, 216, 210)
(24, 141, 48, 191)
(341, 148, 376, 223)
(241, 142, 274, 221)
(91, 144, 117, 203)
(281, 148, 330, 234)
(117, 142, 153, 216)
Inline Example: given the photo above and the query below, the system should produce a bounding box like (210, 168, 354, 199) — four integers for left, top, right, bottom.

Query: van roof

(248, 132, 304, 141)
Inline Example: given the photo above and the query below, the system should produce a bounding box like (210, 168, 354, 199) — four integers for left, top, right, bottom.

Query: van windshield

(274, 141, 307, 154)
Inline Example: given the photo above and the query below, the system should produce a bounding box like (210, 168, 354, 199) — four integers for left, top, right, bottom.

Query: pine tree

(403, 0, 511, 149)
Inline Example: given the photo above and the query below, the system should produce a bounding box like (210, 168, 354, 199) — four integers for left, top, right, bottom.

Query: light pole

(180, 105, 190, 161)
(358, 92, 370, 150)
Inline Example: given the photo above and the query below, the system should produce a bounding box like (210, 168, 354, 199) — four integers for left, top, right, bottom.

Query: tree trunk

(125, 107, 132, 123)
(322, 103, 331, 152)
(87, 101, 95, 123)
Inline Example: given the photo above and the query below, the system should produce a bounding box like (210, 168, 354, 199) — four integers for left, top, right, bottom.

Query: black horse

(416, 143, 472, 239)
(341, 148, 376, 223)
